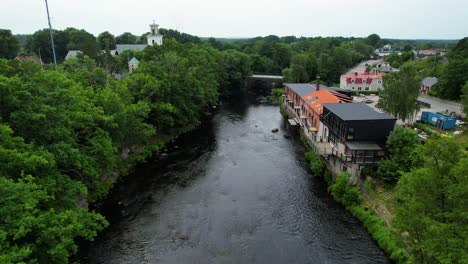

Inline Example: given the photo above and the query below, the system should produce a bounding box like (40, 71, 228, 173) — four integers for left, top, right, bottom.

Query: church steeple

(150, 20, 159, 36)
(147, 19, 163, 46)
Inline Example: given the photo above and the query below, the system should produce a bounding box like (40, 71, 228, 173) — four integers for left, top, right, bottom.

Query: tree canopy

(380, 63, 420, 122)
(0, 29, 19, 59)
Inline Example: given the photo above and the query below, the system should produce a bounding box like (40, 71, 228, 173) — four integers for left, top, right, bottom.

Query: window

(352, 87, 355, 90)
(351, 79, 355, 83)
(347, 127, 354, 140)
(358, 87, 362, 91)
(365, 87, 369, 91)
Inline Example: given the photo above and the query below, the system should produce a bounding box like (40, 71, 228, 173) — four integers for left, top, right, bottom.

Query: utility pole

(44, 0, 57, 69)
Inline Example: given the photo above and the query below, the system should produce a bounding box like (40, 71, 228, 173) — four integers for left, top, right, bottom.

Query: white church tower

(147, 20, 163, 46)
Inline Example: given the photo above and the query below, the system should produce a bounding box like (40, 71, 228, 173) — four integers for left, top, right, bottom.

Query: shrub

(328, 172, 362, 206)
(305, 150, 326, 177)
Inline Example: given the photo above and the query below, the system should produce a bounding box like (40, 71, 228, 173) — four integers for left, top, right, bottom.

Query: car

(364, 99, 374, 104)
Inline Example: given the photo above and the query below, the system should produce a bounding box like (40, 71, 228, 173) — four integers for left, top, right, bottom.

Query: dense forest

(0, 27, 467, 263)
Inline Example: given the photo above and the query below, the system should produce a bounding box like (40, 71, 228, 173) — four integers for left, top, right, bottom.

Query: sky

(2, 0, 468, 39)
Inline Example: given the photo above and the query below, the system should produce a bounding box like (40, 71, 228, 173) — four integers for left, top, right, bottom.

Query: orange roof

(302, 89, 341, 115)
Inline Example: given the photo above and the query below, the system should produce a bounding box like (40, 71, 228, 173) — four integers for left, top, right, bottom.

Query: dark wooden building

(320, 103, 396, 164)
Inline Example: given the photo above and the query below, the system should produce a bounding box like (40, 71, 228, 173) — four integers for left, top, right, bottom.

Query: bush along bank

(303, 145, 411, 263)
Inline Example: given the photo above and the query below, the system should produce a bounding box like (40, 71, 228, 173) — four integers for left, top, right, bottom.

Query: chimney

(316, 75, 320, 91)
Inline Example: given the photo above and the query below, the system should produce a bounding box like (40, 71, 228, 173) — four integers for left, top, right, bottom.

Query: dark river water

(79, 93, 389, 264)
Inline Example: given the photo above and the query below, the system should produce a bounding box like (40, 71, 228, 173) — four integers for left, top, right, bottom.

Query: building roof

(129, 57, 140, 64)
(285, 83, 316, 97)
(341, 72, 382, 80)
(375, 65, 396, 73)
(65, 50, 83, 60)
(346, 141, 384, 151)
(323, 103, 396, 121)
(303, 89, 342, 115)
(422, 77, 438, 87)
(15, 55, 43, 65)
(116, 44, 147, 53)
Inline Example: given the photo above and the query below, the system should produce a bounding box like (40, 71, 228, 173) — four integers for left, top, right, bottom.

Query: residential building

(420, 77, 438, 94)
(319, 103, 396, 167)
(374, 63, 398, 76)
(339, 72, 383, 91)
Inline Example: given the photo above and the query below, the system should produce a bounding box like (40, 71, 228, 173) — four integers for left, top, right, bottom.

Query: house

(374, 63, 399, 76)
(319, 103, 396, 166)
(65, 50, 83, 60)
(339, 72, 383, 91)
(420, 77, 438, 94)
(15, 55, 43, 66)
(128, 57, 140, 73)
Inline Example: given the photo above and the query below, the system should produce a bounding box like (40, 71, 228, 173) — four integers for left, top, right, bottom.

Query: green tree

(97, 31, 116, 50)
(439, 37, 468, 99)
(380, 63, 420, 122)
(378, 126, 422, 182)
(115, 32, 138, 44)
(365, 34, 381, 48)
(0, 29, 19, 59)
(461, 81, 468, 115)
(395, 138, 467, 263)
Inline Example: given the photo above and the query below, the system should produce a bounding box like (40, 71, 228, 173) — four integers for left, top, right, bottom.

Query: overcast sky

(3, 0, 468, 39)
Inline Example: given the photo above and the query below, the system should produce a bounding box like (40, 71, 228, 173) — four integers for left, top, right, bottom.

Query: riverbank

(281, 106, 411, 263)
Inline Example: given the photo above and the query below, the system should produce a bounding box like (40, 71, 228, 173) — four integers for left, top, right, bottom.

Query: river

(79, 92, 389, 264)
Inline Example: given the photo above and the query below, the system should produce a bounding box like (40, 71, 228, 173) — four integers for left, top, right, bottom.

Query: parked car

(364, 99, 373, 104)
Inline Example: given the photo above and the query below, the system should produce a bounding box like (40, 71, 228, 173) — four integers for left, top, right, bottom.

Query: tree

(439, 37, 468, 100)
(378, 126, 422, 182)
(64, 28, 99, 58)
(365, 34, 381, 48)
(395, 138, 467, 263)
(461, 82, 468, 115)
(115, 32, 138, 44)
(97, 31, 116, 50)
(380, 63, 420, 122)
(0, 29, 19, 59)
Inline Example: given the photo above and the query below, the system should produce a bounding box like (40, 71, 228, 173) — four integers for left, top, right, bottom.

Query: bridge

(247, 74, 284, 92)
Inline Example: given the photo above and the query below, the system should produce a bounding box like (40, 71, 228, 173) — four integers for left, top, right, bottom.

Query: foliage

(328, 173, 362, 207)
(365, 34, 382, 48)
(395, 138, 467, 263)
(461, 82, 468, 115)
(349, 206, 411, 263)
(0, 35, 247, 261)
(305, 150, 326, 177)
(0, 29, 20, 59)
(115, 32, 138, 44)
(378, 126, 423, 182)
(439, 37, 468, 100)
(380, 63, 420, 122)
(97, 31, 116, 50)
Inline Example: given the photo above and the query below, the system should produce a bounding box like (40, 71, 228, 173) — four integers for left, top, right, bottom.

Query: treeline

(2, 28, 383, 85)
(206, 34, 378, 84)
(0, 38, 252, 262)
(0, 27, 203, 64)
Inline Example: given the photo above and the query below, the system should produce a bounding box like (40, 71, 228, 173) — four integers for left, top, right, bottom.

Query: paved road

(417, 94, 464, 117)
(345, 59, 383, 74)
